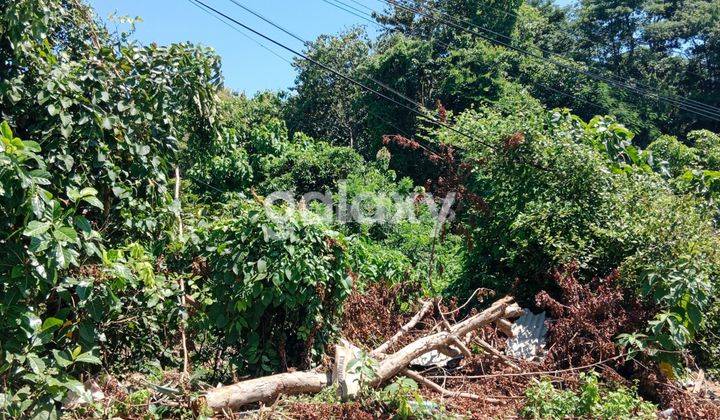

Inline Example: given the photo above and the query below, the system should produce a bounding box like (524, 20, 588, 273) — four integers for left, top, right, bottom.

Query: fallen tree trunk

(203, 296, 519, 413)
(371, 297, 515, 385)
(203, 371, 331, 412)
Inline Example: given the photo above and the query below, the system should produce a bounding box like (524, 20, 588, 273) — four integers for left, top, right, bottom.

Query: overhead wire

(415, 0, 720, 115)
(374, 0, 720, 118)
(201, 0, 422, 153)
(224, 1, 461, 166)
(188, 0, 505, 156)
(462, 0, 712, 86)
(319, 0, 380, 27)
(321, 0, 607, 114)
(223, 0, 440, 113)
(189, 0, 293, 65)
(192, 0, 421, 143)
(373, 0, 720, 121)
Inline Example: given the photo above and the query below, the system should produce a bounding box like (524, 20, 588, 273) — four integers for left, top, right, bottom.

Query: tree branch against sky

(89, 0, 573, 94)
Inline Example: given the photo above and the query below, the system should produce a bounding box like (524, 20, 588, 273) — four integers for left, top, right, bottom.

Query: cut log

(204, 371, 331, 412)
(203, 296, 516, 413)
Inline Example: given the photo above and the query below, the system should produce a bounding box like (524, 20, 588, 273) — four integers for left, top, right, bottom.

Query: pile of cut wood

(202, 296, 523, 414)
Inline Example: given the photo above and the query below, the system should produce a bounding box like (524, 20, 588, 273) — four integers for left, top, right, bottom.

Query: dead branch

(402, 368, 502, 403)
(475, 337, 520, 371)
(372, 299, 433, 357)
(203, 296, 517, 413)
(495, 319, 515, 337)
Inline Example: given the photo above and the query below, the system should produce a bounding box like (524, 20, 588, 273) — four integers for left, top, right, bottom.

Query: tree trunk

(203, 296, 520, 413)
(203, 371, 331, 412)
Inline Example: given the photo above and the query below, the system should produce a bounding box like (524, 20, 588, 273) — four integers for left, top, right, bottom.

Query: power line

(203, 2, 446, 166)
(189, 0, 293, 65)
(226, 0, 307, 48)
(321, 0, 608, 115)
(225, 0, 437, 112)
(386, 0, 720, 119)
(320, 0, 379, 27)
(190, 0, 504, 155)
(211, 0, 456, 157)
(325, 0, 452, 48)
(342, 0, 711, 118)
(375, 0, 720, 121)
(414, 0, 720, 116)
(460, 0, 712, 86)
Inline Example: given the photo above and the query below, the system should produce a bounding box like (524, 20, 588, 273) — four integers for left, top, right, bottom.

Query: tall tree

(286, 29, 370, 150)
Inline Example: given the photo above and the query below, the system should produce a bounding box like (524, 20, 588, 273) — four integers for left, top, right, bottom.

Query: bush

(1, 0, 221, 240)
(690, 129, 720, 170)
(430, 106, 720, 368)
(195, 201, 353, 373)
(89, 244, 185, 372)
(522, 372, 656, 419)
(186, 130, 254, 198)
(261, 135, 365, 194)
(0, 123, 105, 417)
(646, 135, 698, 177)
(0, 123, 188, 417)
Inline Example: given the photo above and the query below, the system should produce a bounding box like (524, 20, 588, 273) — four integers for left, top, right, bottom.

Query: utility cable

(405, 0, 720, 116)
(321, 0, 606, 114)
(190, 0, 502, 154)
(374, 0, 720, 121)
(190, 0, 293, 65)
(225, 0, 436, 111)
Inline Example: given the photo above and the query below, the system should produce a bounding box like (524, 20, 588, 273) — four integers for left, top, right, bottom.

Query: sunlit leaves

(198, 202, 352, 372)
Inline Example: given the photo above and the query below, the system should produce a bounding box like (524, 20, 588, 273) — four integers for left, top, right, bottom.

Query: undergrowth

(522, 372, 656, 419)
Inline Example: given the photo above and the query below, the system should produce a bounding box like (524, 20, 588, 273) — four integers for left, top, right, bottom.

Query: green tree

(0, 0, 221, 240)
(286, 28, 370, 150)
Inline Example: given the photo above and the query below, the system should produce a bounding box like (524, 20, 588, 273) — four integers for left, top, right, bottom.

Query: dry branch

(203, 296, 518, 413)
(402, 368, 502, 403)
(496, 319, 515, 337)
(372, 299, 433, 357)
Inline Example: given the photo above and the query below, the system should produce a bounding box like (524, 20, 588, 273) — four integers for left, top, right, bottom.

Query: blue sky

(90, 0, 572, 95)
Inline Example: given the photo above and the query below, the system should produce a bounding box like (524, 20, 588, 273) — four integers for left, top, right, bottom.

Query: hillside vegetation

(1, 0, 720, 418)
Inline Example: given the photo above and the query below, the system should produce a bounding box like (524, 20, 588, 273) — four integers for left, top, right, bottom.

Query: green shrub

(378, 377, 443, 419)
(522, 372, 656, 419)
(690, 130, 720, 170)
(0, 123, 188, 417)
(89, 243, 186, 372)
(339, 157, 465, 294)
(260, 135, 365, 194)
(187, 131, 254, 198)
(431, 106, 720, 367)
(0, 123, 105, 417)
(2, 0, 221, 241)
(196, 201, 353, 373)
(647, 134, 699, 177)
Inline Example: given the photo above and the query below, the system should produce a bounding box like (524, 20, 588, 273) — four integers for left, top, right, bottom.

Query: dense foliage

(194, 202, 353, 373)
(286, 0, 720, 162)
(1, 0, 719, 417)
(430, 101, 720, 369)
(522, 372, 656, 419)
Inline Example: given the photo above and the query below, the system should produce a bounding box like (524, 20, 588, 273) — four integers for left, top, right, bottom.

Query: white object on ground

(506, 309, 547, 361)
